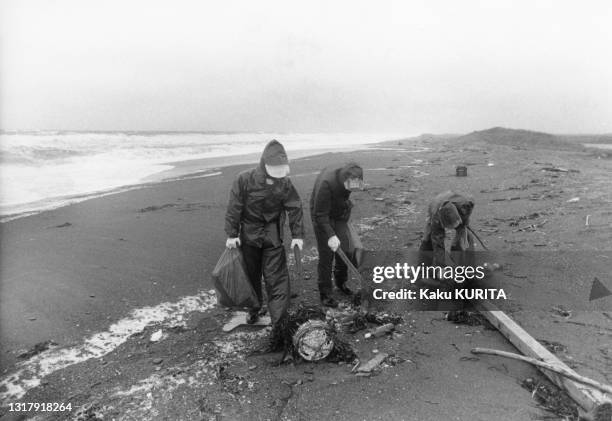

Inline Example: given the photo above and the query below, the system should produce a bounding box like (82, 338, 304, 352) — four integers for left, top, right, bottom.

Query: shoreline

(0, 142, 397, 223)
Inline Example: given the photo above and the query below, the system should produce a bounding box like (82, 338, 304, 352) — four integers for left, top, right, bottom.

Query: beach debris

(541, 166, 579, 173)
(278, 304, 356, 363)
(326, 305, 402, 334)
(150, 329, 164, 342)
(476, 299, 611, 412)
(292, 320, 334, 361)
(364, 323, 395, 339)
(446, 311, 492, 328)
(326, 307, 359, 333)
(357, 352, 389, 373)
(139, 203, 177, 213)
(472, 347, 612, 394)
(586, 215, 591, 226)
(479, 228, 499, 233)
(514, 219, 548, 232)
(520, 377, 579, 420)
(567, 197, 580, 203)
(551, 306, 573, 318)
(74, 402, 107, 421)
(541, 166, 580, 173)
(538, 339, 568, 354)
(456, 166, 468, 176)
(54, 222, 73, 228)
(384, 354, 407, 367)
(492, 197, 521, 202)
(327, 338, 358, 363)
(580, 402, 612, 421)
(507, 211, 549, 227)
(17, 340, 58, 359)
(152, 358, 163, 365)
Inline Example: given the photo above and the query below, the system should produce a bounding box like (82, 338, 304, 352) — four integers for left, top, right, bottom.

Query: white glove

(291, 238, 304, 250)
(226, 237, 241, 249)
(328, 235, 340, 252)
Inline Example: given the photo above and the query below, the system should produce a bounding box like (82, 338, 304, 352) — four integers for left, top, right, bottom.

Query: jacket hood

(439, 202, 462, 228)
(259, 140, 289, 175)
(338, 162, 363, 182)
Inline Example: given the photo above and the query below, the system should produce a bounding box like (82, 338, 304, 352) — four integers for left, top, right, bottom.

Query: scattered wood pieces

(514, 219, 548, 232)
(474, 300, 611, 412)
(541, 166, 580, 173)
(471, 347, 612, 394)
(357, 352, 388, 373)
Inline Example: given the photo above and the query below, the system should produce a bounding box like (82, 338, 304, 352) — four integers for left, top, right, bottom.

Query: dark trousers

(313, 220, 354, 297)
(241, 242, 290, 327)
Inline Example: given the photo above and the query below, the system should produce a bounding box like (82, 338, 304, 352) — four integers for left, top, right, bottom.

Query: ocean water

(0, 131, 404, 220)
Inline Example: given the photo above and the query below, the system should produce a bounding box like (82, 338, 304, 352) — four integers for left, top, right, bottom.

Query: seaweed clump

(520, 377, 579, 420)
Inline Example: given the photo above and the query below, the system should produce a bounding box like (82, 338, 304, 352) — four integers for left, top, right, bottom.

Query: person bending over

(310, 162, 364, 308)
(420, 190, 474, 267)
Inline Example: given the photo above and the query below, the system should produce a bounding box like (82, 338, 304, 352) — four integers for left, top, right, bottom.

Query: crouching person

(310, 162, 364, 308)
(419, 190, 475, 266)
(419, 191, 475, 319)
(224, 140, 304, 351)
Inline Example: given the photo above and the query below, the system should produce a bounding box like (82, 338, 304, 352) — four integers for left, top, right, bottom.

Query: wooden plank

(357, 352, 389, 373)
(474, 300, 610, 411)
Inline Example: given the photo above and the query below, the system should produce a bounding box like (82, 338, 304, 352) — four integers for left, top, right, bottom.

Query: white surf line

(161, 170, 223, 182)
(53, 328, 268, 421)
(0, 184, 155, 223)
(0, 170, 223, 223)
(0, 290, 218, 403)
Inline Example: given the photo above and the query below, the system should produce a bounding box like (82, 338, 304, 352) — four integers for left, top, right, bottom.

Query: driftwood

(471, 347, 612, 395)
(357, 352, 388, 373)
(474, 300, 611, 412)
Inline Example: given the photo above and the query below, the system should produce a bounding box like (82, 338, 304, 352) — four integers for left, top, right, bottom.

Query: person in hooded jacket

(419, 190, 475, 267)
(225, 140, 304, 350)
(310, 162, 364, 307)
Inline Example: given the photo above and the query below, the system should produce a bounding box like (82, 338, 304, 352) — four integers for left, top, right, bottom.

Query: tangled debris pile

(447, 310, 493, 328)
(275, 303, 404, 363)
(277, 304, 356, 363)
(325, 303, 403, 334)
(520, 377, 579, 420)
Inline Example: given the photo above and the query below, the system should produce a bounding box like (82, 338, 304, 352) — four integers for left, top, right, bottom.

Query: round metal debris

(292, 320, 334, 361)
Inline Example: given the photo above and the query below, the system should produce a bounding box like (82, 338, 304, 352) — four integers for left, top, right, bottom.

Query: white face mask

(265, 164, 290, 178)
(344, 178, 364, 191)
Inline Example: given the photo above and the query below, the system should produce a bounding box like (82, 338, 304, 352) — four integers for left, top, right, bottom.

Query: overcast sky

(1, 0, 611, 133)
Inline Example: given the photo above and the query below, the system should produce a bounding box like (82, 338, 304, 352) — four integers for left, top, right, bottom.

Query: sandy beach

(1, 129, 611, 420)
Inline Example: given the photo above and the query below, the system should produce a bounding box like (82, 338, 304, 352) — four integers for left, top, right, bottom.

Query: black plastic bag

(212, 248, 260, 308)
